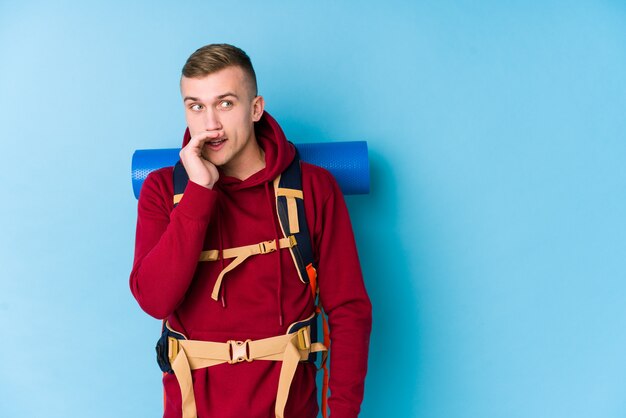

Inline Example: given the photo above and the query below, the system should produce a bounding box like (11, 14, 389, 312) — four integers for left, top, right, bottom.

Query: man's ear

(251, 95, 265, 122)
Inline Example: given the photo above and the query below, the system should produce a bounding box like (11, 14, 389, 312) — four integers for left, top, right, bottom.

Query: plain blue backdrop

(1, 1, 625, 417)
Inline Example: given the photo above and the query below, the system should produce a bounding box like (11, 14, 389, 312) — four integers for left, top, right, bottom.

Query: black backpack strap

(274, 148, 317, 284)
(155, 321, 187, 374)
(173, 160, 188, 207)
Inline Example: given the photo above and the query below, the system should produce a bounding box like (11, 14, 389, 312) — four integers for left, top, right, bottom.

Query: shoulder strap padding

(173, 160, 188, 207)
(275, 149, 317, 284)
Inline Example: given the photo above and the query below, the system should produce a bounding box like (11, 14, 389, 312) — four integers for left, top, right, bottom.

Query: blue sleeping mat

(132, 141, 370, 198)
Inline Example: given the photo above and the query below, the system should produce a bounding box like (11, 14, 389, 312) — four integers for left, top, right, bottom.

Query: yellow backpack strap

(165, 320, 326, 418)
(275, 186, 303, 233)
(200, 237, 297, 301)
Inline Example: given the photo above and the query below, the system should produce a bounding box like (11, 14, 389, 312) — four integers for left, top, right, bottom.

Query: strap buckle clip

(228, 339, 253, 364)
(259, 240, 276, 254)
(168, 336, 179, 362)
(296, 327, 311, 350)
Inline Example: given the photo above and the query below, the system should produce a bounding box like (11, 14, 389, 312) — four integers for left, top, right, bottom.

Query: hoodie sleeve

(308, 167, 373, 418)
(129, 168, 218, 319)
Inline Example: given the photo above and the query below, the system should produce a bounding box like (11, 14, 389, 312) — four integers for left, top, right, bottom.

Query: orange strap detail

(307, 265, 329, 418)
(307, 263, 317, 300)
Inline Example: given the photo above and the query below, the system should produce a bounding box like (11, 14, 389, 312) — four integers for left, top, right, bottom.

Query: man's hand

(179, 130, 222, 189)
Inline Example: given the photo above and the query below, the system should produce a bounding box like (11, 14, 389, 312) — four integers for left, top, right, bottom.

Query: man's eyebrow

(217, 92, 238, 99)
(183, 92, 239, 102)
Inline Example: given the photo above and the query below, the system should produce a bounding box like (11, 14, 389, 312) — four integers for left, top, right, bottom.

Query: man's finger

(189, 130, 224, 146)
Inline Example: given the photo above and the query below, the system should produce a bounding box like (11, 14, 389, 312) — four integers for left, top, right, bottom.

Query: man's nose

(203, 109, 222, 131)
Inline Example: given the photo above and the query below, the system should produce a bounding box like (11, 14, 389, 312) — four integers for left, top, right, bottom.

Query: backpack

(158, 147, 331, 417)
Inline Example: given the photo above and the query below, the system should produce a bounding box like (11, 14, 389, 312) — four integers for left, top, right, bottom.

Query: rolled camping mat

(131, 141, 370, 198)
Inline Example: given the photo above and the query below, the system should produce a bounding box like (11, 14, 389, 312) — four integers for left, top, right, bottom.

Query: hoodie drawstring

(265, 182, 284, 327)
(216, 190, 227, 308)
(212, 183, 284, 326)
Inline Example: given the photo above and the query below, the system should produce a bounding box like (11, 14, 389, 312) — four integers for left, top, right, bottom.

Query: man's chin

(200, 152, 221, 167)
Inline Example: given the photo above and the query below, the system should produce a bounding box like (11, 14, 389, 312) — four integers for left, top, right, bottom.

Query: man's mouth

(205, 137, 227, 149)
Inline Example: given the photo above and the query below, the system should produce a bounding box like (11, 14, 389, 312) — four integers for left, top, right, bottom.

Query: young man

(130, 44, 372, 418)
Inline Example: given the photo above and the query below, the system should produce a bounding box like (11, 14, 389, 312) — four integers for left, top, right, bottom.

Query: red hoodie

(130, 112, 372, 418)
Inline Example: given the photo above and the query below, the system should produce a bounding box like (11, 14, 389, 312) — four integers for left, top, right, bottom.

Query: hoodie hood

(181, 111, 296, 190)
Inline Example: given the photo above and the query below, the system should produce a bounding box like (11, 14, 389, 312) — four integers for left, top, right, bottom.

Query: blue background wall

(1, 1, 625, 417)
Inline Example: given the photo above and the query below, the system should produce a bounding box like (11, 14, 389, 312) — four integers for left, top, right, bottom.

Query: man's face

(181, 66, 264, 175)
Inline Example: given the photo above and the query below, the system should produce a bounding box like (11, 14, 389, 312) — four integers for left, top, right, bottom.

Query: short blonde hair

(182, 44, 258, 96)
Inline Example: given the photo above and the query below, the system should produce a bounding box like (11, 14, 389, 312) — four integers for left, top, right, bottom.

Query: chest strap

(200, 236, 297, 301)
(167, 323, 326, 418)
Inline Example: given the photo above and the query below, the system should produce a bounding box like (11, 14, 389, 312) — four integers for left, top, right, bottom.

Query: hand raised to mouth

(179, 130, 223, 189)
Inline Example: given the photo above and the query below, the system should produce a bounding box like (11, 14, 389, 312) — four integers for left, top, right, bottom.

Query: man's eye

(190, 104, 203, 111)
(218, 100, 233, 109)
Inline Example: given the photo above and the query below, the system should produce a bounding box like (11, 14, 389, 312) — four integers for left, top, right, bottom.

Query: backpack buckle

(296, 327, 311, 350)
(258, 240, 276, 254)
(168, 337, 179, 362)
(228, 339, 252, 364)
